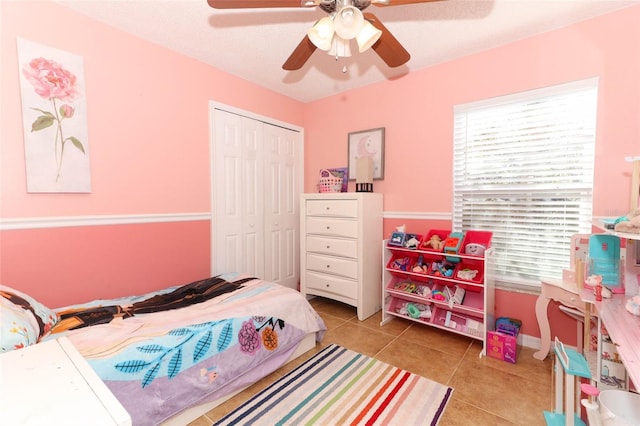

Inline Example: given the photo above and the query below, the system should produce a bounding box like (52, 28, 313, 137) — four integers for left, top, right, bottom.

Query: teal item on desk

(588, 234, 621, 290)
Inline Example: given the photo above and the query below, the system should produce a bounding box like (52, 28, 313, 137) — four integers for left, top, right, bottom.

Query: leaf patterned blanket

(47, 273, 326, 425)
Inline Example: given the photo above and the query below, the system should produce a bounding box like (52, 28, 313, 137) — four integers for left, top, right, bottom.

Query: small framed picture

(348, 127, 385, 180)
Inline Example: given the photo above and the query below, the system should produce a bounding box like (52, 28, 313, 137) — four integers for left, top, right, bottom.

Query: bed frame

(162, 333, 317, 425)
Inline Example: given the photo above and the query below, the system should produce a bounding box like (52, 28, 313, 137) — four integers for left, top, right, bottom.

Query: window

(453, 79, 598, 289)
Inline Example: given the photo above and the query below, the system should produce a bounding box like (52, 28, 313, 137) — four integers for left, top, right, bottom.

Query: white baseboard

(521, 333, 541, 350)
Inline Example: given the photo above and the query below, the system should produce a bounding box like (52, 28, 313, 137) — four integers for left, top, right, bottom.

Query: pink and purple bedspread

(47, 273, 326, 425)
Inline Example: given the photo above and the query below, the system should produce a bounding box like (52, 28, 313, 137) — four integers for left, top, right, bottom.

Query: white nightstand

(0, 336, 131, 425)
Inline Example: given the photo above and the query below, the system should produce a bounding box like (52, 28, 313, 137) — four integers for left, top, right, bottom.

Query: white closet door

(212, 109, 264, 277)
(263, 124, 300, 289)
(211, 103, 302, 290)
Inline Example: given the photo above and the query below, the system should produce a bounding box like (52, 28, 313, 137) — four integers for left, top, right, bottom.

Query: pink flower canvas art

(17, 38, 91, 193)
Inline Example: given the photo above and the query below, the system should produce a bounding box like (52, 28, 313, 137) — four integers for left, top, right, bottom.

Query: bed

(0, 273, 326, 425)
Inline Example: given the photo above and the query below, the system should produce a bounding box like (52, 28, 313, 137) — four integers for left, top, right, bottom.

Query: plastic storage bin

(461, 230, 492, 257)
(420, 229, 450, 252)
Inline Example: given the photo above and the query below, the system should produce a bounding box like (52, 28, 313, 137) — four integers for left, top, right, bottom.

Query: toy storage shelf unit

(381, 230, 495, 357)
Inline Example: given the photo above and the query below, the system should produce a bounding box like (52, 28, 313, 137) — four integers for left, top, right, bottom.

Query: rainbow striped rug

(214, 344, 453, 425)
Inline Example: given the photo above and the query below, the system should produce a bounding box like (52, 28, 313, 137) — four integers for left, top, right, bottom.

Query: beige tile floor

(189, 297, 554, 425)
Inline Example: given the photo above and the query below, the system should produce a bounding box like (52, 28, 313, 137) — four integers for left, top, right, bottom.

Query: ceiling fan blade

(207, 0, 307, 9)
(371, 0, 443, 6)
(282, 35, 317, 70)
(364, 13, 410, 68)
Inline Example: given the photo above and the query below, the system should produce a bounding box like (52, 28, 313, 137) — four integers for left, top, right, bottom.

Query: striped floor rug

(214, 344, 453, 426)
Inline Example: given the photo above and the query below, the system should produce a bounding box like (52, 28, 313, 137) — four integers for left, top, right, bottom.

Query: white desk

(0, 337, 131, 425)
(582, 290, 640, 388)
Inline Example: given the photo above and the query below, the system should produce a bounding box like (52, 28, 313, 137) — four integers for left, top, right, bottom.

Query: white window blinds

(453, 79, 598, 288)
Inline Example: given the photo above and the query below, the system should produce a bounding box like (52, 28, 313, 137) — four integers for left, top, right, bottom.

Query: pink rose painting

(17, 38, 91, 193)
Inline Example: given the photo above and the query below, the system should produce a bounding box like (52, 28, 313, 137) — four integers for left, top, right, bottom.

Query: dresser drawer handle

(326, 265, 330, 268)
(326, 226, 330, 230)
(326, 245, 330, 249)
(326, 284, 330, 288)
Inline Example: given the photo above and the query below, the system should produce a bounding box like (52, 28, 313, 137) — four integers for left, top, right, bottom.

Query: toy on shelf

(416, 284, 431, 297)
(587, 234, 623, 293)
(457, 268, 478, 281)
(390, 256, 412, 271)
(586, 274, 612, 301)
(388, 232, 405, 247)
(423, 234, 445, 251)
(403, 234, 421, 249)
(614, 208, 640, 234)
(626, 295, 640, 316)
(431, 260, 455, 277)
(464, 243, 486, 256)
(431, 289, 446, 301)
(412, 254, 428, 273)
(444, 232, 464, 262)
(445, 285, 466, 308)
(397, 302, 432, 319)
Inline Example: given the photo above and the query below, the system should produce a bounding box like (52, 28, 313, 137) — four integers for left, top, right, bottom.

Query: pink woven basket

(318, 169, 343, 193)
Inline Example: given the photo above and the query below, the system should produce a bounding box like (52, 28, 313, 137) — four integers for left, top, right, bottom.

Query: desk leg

(534, 294, 551, 360)
(584, 303, 592, 353)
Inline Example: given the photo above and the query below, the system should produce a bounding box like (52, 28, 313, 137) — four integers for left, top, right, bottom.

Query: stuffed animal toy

(586, 274, 612, 300)
(626, 295, 640, 316)
(585, 274, 602, 287)
(614, 208, 640, 234)
(424, 234, 445, 251)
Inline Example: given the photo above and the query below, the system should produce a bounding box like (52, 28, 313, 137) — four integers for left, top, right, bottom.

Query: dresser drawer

(305, 253, 358, 279)
(305, 217, 358, 238)
(305, 271, 358, 300)
(306, 235, 358, 258)
(305, 199, 359, 218)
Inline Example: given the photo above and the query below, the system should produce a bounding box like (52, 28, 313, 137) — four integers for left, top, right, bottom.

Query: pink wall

(1, 1, 304, 219)
(303, 5, 640, 342)
(0, 221, 211, 308)
(0, 1, 304, 306)
(303, 7, 639, 216)
(3, 2, 638, 345)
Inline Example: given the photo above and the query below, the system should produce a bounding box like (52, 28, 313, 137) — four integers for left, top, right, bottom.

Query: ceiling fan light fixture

(356, 21, 382, 53)
(333, 6, 364, 40)
(328, 36, 352, 58)
(307, 17, 335, 51)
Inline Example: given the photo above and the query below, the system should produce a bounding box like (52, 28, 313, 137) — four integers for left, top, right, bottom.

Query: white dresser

(0, 337, 131, 425)
(300, 193, 383, 320)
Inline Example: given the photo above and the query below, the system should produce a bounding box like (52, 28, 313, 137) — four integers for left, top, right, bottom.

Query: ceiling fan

(206, 0, 443, 71)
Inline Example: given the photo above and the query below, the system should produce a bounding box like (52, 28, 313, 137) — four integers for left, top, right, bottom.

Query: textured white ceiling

(55, 0, 639, 103)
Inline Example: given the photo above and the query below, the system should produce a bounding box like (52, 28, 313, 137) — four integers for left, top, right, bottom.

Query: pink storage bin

(386, 254, 418, 272)
(386, 297, 431, 323)
(432, 307, 484, 338)
(454, 260, 484, 284)
(461, 230, 492, 257)
(420, 229, 450, 252)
